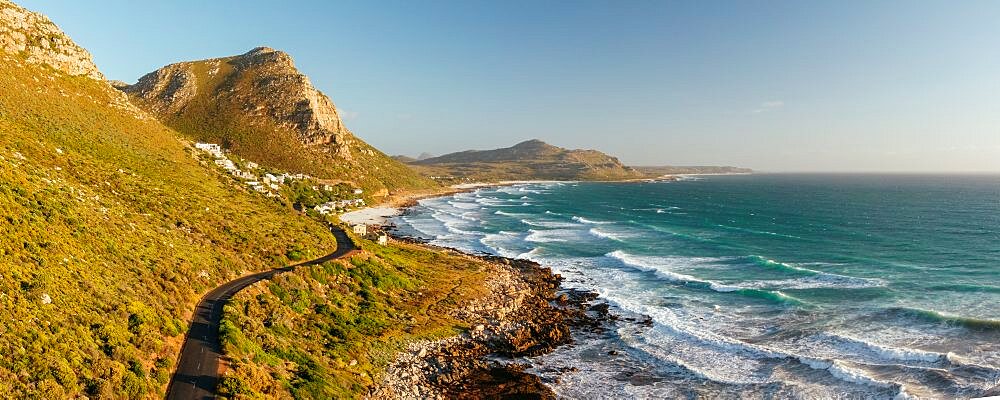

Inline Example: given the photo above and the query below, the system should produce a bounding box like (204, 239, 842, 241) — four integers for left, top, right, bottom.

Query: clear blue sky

(21, 0, 1000, 172)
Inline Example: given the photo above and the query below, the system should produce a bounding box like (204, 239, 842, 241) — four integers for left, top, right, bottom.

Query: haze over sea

(393, 174, 1000, 399)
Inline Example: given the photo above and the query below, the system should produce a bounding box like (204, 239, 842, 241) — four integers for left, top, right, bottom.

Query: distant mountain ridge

(635, 165, 753, 175)
(119, 47, 435, 193)
(406, 139, 645, 182)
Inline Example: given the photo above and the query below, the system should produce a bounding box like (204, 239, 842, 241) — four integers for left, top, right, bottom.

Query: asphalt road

(165, 226, 358, 400)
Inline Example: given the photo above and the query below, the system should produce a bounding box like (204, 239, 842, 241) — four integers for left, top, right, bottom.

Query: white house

(314, 202, 336, 215)
(214, 159, 236, 170)
(245, 161, 259, 170)
(352, 224, 367, 235)
(195, 143, 225, 158)
(353, 188, 364, 195)
(375, 232, 388, 245)
(232, 170, 256, 180)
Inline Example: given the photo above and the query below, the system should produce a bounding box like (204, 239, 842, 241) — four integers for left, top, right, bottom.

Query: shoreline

(366, 239, 610, 399)
(352, 186, 612, 398)
(341, 176, 693, 226)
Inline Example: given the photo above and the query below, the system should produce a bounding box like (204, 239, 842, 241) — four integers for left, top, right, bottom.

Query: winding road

(165, 226, 358, 400)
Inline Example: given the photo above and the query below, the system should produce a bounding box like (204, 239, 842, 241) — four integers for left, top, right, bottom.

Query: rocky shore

(367, 244, 611, 399)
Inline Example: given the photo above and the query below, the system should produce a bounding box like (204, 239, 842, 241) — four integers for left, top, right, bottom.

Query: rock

(40, 293, 51, 304)
(122, 47, 354, 156)
(349, 359, 357, 366)
(0, 1, 104, 79)
(367, 252, 610, 400)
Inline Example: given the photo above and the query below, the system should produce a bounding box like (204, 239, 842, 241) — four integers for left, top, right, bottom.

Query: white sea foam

(520, 219, 580, 228)
(605, 251, 745, 292)
(740, 275, 886, 290)
(493, 210, 529, 217)
(447, 200, 480, 210)
(478, 231, 524, 258)
(572, 216, 611, 224)
(607, 284, 908, 396)
(473, 197, 508, 206)
(588, 228, 624, 241)
(812, 333, 944, 363)
(525, 229, 571, 243)
(516, 247, 543, 260)
(745, 256, 887, 289)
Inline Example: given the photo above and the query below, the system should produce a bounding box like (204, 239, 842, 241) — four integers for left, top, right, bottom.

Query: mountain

(391, 154, 417, 163)
(0, 1, 336, 397)
(119, 47, 435, 195)
(635, 165, 753, 175)
(408, 139, 646, 182)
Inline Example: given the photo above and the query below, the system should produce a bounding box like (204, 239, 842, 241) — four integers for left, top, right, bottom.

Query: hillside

(0, 1, 336, 397)
(408, 139, 646, 182)
(119, 47, 436, 196)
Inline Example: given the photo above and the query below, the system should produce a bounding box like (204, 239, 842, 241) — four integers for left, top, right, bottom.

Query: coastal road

(165, 226, 358, 400)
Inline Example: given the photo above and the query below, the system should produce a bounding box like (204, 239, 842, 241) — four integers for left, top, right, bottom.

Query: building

(232, 170, 256, 180)
(323, 185, 334, 191)
(314, 202, 336, 215)
(375, 232, 388, 245)
(353, 188, 364, 195)
(214, 159, 236, 170)
(245, 161, 259, 170)
(352, 224, 367, 235)
(195, 142, 224, 158)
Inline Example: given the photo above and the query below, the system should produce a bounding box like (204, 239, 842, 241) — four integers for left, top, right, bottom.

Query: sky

(20, 0, 1000, 172)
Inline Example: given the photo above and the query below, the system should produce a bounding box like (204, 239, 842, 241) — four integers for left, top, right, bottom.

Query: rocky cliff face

(124, 47, 353, 158)
(0, 0, 104, 79)
(120, 47, 436, 191)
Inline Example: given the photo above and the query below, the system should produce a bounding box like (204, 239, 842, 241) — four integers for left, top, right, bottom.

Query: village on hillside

(193, 142, 367, 215)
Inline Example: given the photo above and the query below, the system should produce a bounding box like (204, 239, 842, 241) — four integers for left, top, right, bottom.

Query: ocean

(391, 174, 1000, 399)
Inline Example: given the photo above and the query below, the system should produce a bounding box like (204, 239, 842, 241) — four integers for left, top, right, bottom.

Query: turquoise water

(393, 174, 1000, 399)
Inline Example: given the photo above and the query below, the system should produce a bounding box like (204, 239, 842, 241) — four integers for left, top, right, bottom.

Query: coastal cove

(387, 174, 1000, 399)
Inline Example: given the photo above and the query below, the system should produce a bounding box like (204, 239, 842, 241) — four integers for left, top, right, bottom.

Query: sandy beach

(338, 206, 402, 226)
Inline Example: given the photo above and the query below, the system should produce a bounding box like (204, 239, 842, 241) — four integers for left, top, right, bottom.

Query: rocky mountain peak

(0, 0, 104, 79)
(123, 46, 351, 155)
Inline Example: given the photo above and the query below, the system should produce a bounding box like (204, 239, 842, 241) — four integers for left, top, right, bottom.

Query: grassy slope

(131, 58, 436, 195)
(0, 55, 336, 398)
(217, 237, 491, 399)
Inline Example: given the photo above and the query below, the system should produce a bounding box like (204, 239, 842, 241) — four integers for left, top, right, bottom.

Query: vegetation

(407, 139, 648, 183)
(0, 54, 337, 398)
(122, 52, 438, 195)
(217, 238, 492, 399)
